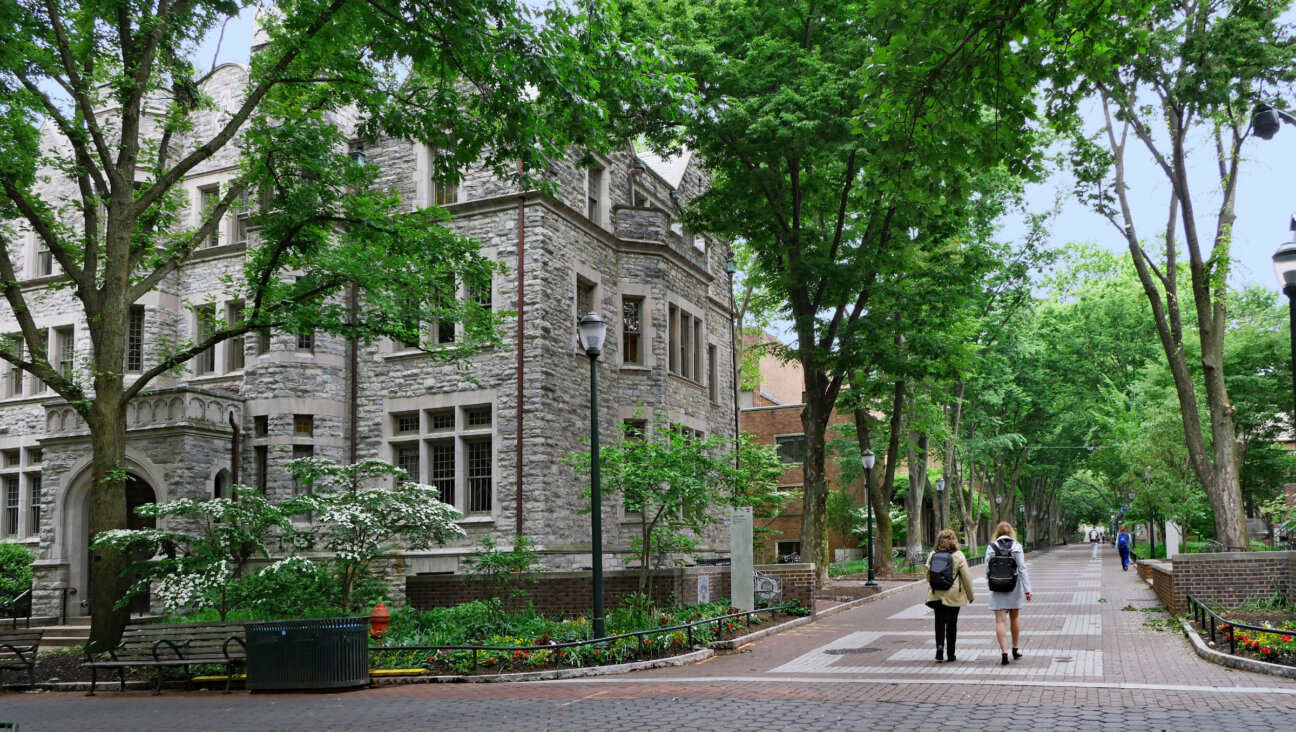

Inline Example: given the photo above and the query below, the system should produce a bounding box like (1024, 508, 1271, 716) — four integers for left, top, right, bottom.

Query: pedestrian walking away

(1088, 526, 1100, 558)
(1116, 525, 1133, 571)
(986, 521, 1032, 666)
(925, 529, 975, 663)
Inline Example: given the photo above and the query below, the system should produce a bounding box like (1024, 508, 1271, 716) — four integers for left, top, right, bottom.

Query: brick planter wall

(405, 563, 814, 616)
(1139, 551, 1296, 614)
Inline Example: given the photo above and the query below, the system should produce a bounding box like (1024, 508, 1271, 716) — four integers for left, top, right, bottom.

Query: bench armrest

(85, 640, 122, 662)
(222, 635, 246, 661)
(152, 638, 191, 662)
(0, 642, 37, 666)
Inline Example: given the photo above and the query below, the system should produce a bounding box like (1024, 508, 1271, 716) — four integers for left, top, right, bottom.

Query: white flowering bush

(90, 487, 312, 619)
(288, 458, 466, 611)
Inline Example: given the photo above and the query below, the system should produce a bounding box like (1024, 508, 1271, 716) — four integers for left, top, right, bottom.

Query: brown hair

(993, 521, 1016, 541)
(935, 529, 960, 552)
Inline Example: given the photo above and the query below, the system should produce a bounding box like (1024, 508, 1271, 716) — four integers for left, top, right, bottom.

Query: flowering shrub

(1222, 622, 1296, 662)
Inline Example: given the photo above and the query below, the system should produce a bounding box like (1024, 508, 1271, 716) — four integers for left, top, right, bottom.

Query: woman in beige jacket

(925, 529, 975, 662)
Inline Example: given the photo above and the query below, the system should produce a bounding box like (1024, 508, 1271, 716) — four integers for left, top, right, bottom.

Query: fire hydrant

(370, 602, 391, 638)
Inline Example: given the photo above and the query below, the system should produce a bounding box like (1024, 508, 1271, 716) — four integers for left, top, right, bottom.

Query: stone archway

(61, 467, 162, 617)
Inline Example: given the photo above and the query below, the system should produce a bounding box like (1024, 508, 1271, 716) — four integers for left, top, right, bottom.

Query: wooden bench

(0, 629, 42, 689)
(83, 621, 246, 695)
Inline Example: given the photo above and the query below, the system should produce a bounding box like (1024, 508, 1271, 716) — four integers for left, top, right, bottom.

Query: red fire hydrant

(370, 602, 391, 638)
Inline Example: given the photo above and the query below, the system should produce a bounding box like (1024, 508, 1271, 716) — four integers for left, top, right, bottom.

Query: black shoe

(935, 647, 944, 661)
(945, 655, 956, 663)
(1012, 648, 1022, 660)
(1001, 653, 1009, 666)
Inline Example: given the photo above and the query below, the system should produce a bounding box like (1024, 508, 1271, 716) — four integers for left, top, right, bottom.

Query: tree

(571, 415, 784, 594)
(89, 487, 312, 619)
(288, 458, 466, 612)
(0, 0, 681, 645)
(1048, 0, 1296, 545)
(620, 0, 1054, 582)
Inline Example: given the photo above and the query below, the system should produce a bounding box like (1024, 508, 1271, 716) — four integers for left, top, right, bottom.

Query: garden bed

(1192, 608, 1296, 670)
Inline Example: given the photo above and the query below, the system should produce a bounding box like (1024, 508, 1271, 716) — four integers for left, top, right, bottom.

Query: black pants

(934, 604, 960, 655)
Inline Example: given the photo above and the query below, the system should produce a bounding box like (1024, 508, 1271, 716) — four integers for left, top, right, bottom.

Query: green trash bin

(244, 616, 370, 691)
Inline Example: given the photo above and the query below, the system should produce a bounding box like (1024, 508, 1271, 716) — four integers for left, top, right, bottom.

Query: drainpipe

(515, 161, 525, 537)
(228, 411, 240, 486)
(349, 283, 358, 468)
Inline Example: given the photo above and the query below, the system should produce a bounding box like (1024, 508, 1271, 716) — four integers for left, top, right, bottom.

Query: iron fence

(1186, 593, 1286, 655)
(368, 604, 795, 672)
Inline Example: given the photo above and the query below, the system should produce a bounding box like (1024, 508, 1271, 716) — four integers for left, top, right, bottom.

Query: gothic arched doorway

(86, 474, 157, 616)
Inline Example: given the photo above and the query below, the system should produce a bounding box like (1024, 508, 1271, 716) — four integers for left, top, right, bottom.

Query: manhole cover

(825, 647, 881, 655)
(1053, 657, 1073, 663)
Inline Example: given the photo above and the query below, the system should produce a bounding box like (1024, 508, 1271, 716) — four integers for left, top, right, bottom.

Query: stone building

(0, 62, 737, 619)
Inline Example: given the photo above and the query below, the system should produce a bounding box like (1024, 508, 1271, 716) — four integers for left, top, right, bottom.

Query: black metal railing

(368, 604, 794, 673)
(966, 555, 985, 568)
(1198, 540, 1246, 553)
(1, 588, 32, 629)
(1186, 593, 1287, 656)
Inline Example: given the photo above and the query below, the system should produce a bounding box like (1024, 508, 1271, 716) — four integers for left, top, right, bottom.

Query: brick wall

(406, 563, 813, 616)
(1141, 551, 1296, 613)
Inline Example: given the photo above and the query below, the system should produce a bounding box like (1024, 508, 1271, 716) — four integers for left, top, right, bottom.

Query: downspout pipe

(228, 411, 240, 486)
(515, 161, 526, 537)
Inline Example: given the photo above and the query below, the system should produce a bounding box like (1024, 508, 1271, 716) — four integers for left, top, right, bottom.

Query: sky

(198, 9, 1296, 319)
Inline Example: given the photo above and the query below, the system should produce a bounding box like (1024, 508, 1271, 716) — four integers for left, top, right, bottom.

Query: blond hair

(935, 529, 960, 552)
(993, 521, 1016, 541)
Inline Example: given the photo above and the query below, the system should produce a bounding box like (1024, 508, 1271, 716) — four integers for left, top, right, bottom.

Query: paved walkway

(5, 544, 1296, 731)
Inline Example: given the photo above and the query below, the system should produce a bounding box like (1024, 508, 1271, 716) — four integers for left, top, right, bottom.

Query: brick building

(1, 60, 737, 619)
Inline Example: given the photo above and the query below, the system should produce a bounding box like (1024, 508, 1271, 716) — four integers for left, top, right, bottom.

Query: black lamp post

(1127, 488, 1138, 555)
(1273, 223, 1296, 438)
(726, 255, 740, 457)
(862, 449, 878, 587)
(935, 477, 945, 531)
(1144, 467, 1157, 559)
(578, 313, 608, 640)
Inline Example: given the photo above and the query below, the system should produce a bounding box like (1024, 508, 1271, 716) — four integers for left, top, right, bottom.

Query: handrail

(1, 588, 32, 630)
(1186, 593, 1291, 655)
(369, 603, 795, 672)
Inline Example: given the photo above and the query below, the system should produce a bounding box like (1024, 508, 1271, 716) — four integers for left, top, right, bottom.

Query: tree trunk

(799, 395, 833, 586)
(86, 397, 131, 649)
(905, 394, 929, 565)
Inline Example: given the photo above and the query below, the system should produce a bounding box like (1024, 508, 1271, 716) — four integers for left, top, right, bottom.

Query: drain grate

(825, 647, 882, 655)
(1053, 656, 1073, 663)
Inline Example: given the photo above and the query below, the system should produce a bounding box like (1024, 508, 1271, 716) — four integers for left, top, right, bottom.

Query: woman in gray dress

(985, 521, 1032, 666)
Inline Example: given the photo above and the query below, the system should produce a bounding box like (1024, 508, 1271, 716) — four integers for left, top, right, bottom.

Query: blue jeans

(1118, 545, 1130, 568)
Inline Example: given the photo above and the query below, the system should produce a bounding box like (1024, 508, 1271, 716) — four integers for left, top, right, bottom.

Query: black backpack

(987, 540, 1019, 593)
(928, 551, 955, 591)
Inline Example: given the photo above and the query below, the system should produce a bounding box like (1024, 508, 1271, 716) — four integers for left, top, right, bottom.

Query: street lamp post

(1144, 467, 1156, 559)
(1127, 489, 1138, 556)
(1273, 223, 1296, 437)
(935, 478, 945, 531)
(994, 494, 1003, 525)
(862, 449, 878, 588)
(578, 314, 608, 640)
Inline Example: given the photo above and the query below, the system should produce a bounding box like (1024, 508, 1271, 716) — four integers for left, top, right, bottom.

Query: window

(256, 328, 270, 355)
(199, 186, 222, 248)
(296, 330, 314, 351)
(292, 445, 314, 498)
(466, 439, 492, 513)
(27, 474, 41, 534)
(386, 403, 495, 513)
(708, 345, 718, 403)
(395, 443, 420, 483)
(4, 450, 19, 468)
(576, 277, 598, 349)
(776, 541, 802, 560)
(194, 304, 216, 375)
(253, 415, 268, 437)
(428, 441, 455, 505)
(394, 413, 419, 435)
(3, 476, 17, 537)
(56, 326, 75, 379)
(293, 414, 314, 437)
(254, 446, 268, 493)
(25, 448, 41, 465)
(775, 435, 806, 464)
(622, 297, 643, 365)
(433, 177, 458, 206)
(126, 306, 145, 372)
(226, 302, 245, 372)
(34, 239, 53, 277)
(234, 190, 255, 247)
(623, 419, 647, 440)
(4, 335, 24, 398)
(667, 306, 702, 381)
(584, 165, 605, 225)
(470, 276, 491, 312)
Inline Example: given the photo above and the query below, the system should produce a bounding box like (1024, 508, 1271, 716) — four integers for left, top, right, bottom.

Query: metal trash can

(244, 616, 370, 691)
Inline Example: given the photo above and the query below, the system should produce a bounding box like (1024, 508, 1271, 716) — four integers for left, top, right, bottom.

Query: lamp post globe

(861, 449, 877, 587)
(935, 477, 945, 531)
(578, 314, 608, 639)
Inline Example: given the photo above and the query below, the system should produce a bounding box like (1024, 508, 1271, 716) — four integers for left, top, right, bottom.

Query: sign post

(730, 507, 754, 611)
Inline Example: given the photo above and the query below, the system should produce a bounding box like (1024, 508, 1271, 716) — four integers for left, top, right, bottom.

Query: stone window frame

(665, 293, 706, 386)
(184, 295, 246, 380)
(583, 155, 610, 227)
(27, 231, 55, 279)
(413, 143, 461, 209)
(225, 301, 245, 373)
(126, 305, 146, 373)
(617, 282, 655, 370)
(383, 389, 499, 523)
(0, 439, 43, 541)
(616, 406, 651, 524)
(193, 303, 217, 376)
(55, 325, 75, 379)
(2, 324, 75, 400)
(571, 263, 603, 354)
(708, 343, 719, 405)
(384, 249, 496, 358)
(196, 183, 224, 249)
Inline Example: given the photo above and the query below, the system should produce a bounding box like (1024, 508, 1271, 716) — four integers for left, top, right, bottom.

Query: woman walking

(1116, 525, 1132, 571)
(986, 521, 1032, 666)
(925, 529, 974, 662)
